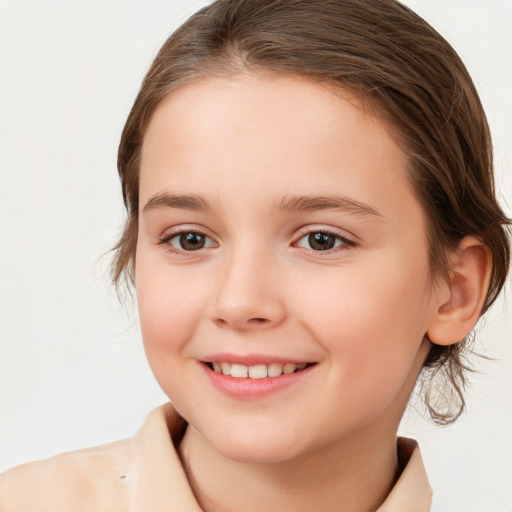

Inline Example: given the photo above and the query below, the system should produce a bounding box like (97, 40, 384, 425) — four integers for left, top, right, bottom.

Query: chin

(209, 427, 305, 464)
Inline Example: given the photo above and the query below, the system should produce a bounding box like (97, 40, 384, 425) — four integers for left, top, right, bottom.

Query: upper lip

(200, 353, 315, 366)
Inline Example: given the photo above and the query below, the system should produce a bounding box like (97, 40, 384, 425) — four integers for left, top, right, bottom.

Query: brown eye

(308, 232, 336, 250)
(297, 231, 347, 251)
(170, 232, 211, 251)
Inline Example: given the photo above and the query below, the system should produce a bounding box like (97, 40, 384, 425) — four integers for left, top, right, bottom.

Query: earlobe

(427, 236, 491, 346)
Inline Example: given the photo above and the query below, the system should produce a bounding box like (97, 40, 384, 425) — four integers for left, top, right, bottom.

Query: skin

(135, 73, 475, 512)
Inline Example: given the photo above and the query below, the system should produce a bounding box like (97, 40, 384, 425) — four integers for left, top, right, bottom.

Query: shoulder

(0, 438, 132, 512)
(0, 403, 193, 512)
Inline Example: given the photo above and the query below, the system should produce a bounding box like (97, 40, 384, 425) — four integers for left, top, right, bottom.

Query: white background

(0, 1, 510, 510)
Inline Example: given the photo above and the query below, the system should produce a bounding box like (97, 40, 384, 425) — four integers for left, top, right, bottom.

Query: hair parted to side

(112, 0, 511, 424)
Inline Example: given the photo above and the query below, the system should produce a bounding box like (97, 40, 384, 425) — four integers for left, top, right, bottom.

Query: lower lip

(202, 363, 316, 399)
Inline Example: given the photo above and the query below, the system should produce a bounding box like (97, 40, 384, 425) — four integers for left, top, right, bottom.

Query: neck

(178, 421, 400, 512)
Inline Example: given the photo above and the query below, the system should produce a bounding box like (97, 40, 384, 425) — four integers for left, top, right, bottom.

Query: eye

(296, 230, 353, 251)
(162, 231, 216, 252)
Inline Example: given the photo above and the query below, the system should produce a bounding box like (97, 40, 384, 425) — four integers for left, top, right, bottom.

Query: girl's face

(136, 74, 439, 463)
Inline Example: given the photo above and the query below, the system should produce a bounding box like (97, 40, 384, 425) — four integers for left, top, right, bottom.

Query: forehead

(139, 73, 417, 225)
(141, 74, 396, 165)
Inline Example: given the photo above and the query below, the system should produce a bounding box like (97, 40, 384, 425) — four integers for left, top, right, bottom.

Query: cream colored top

(0, 403, 432, 511)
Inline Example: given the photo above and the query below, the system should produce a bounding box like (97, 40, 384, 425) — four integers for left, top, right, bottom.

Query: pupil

(309, 232, 335, 251)
(180, 232, 205, 250)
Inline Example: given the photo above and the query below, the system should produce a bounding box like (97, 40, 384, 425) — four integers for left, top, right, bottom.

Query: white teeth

(230, 363, 248, 378)
(210, 362, 309, 378)
(248, 364, 267, 379)
(267, 363, 283, 377)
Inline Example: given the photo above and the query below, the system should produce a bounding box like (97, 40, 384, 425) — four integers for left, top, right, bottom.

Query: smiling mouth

(204, 361, 315, 379)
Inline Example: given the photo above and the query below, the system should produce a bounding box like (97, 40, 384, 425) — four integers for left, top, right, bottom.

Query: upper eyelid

(158, 225, 216, 241)
(294, 230, 355, 250)
(294, 225, 356, 242)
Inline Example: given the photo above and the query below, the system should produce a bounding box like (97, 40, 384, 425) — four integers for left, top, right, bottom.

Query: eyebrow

(142, 192, 383, 219)
(274, 194, 383, 218)
(143, 193, 213, 213)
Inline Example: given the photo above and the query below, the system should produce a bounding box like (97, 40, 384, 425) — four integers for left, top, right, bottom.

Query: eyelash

(294, 228, 356, 253)
(157, 228, 356, 255)
(157, 230, 216, 255)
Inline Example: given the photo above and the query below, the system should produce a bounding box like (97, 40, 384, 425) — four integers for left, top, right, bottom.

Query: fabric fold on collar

(128, 403, 201, 511)
(377, 437, 432, 511)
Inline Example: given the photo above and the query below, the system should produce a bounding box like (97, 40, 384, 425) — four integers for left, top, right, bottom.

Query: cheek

(294, 256, 432, 412)
(297, 254, 431, 337)
(135, 258, 207, 383)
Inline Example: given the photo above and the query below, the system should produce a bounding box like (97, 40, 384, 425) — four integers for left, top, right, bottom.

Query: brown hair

(113, 0, 510, 424)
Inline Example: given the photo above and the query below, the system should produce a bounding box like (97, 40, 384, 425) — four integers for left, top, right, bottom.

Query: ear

(427, 236, 491, 346)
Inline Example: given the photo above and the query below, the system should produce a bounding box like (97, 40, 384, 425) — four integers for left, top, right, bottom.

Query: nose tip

(212, 296, 285, 331)
(215, 314, 273, 330)
(209, 257, 286, 330)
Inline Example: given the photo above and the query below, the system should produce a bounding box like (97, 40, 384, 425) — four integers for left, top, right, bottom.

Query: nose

(209, 248, 287, 331)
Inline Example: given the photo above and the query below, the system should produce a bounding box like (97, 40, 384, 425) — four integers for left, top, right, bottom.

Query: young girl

(1, 1, 510, 510)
